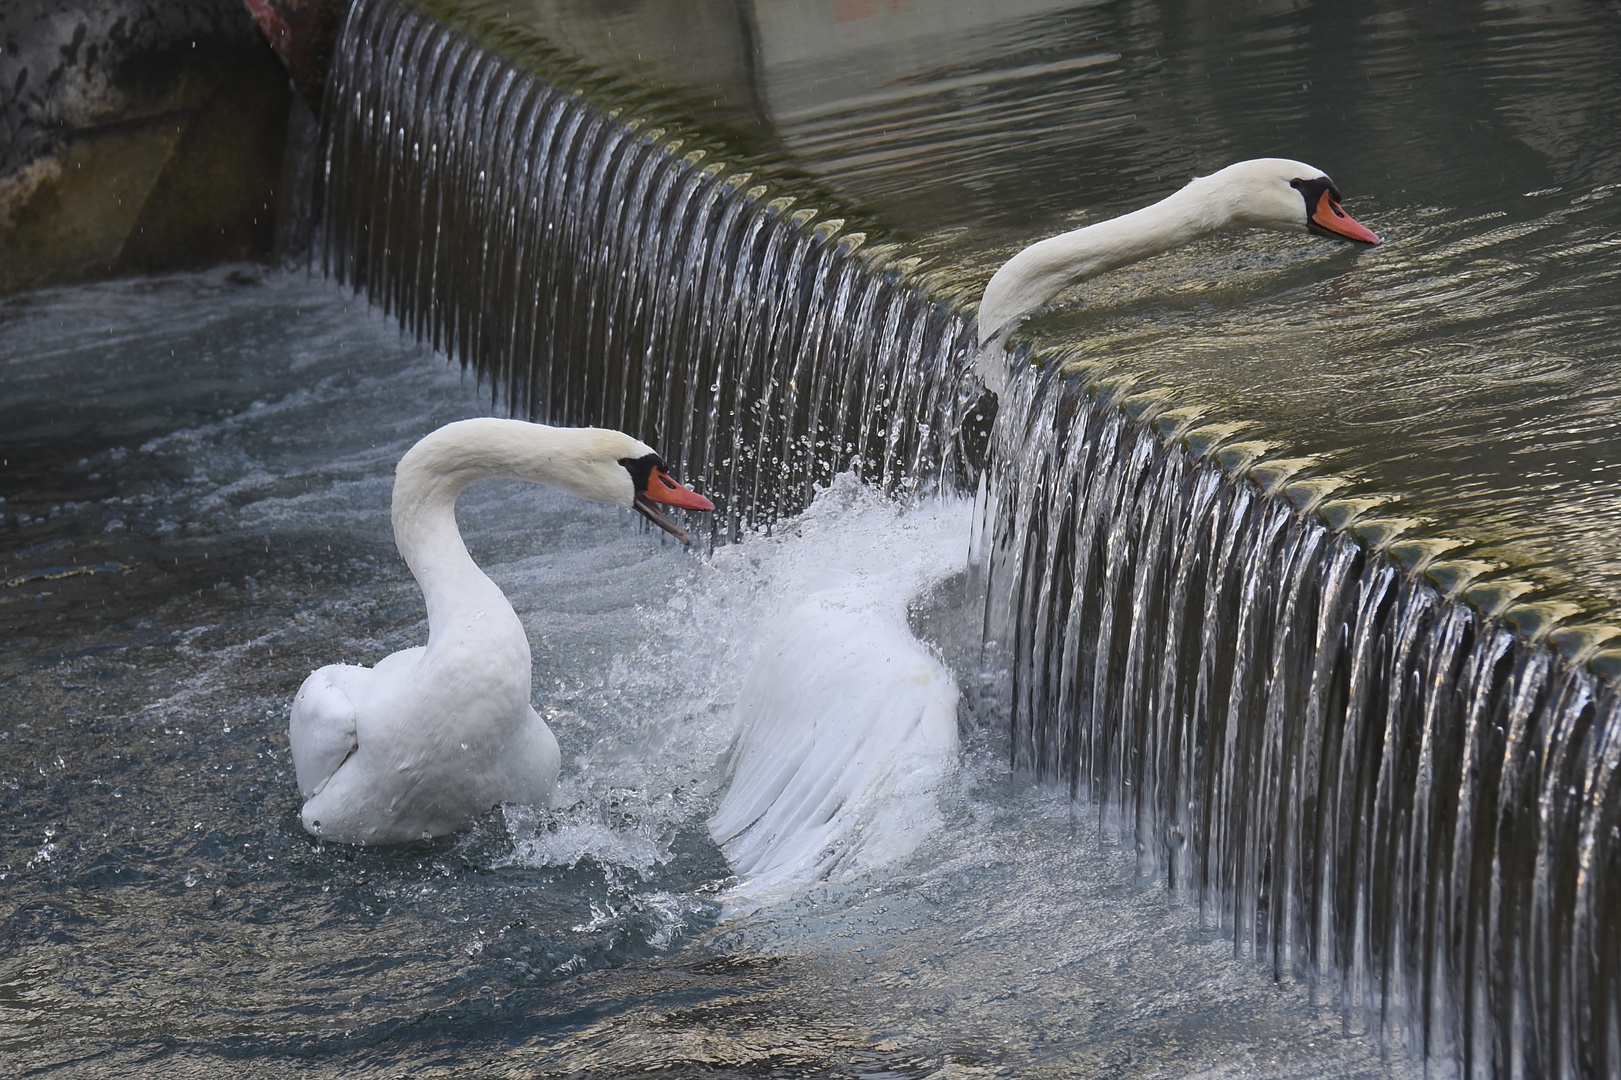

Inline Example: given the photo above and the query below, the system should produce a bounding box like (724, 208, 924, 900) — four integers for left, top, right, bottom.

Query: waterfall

(315, 0, 981, 541)
(312, 1, 1619, 1073)
(983, 364, 1621, 1075)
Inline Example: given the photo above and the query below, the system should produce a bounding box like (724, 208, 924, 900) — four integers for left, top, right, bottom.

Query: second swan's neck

(978, 177, 1233, 348)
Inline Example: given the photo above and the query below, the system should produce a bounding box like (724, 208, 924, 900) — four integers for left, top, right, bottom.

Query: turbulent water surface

(1, 271, 1416, 1077)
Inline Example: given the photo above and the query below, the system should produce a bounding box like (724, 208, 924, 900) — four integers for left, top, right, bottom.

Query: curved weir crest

(316, 0, 983, 541)
(313, 0, 1621, 1072)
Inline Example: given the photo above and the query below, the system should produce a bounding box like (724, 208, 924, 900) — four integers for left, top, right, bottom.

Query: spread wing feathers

(289, 665, 363, 799)
(709, 593, 959, 901)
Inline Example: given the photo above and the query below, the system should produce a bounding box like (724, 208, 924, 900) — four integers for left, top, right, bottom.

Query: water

(707, 482, 967, 909)
(0, 270, 720, 1069)
(982, 361, 1621, 1076)
(8, 0, 1620, 1074)
(499, 0, 1621, 618)
(0, 270, 1417, 1076)
(285, 0, 1621, 1070)
(294, 0, 1621, 1073)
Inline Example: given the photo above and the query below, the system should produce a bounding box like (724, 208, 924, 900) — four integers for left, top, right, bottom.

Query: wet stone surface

(0, 1, 290, 294)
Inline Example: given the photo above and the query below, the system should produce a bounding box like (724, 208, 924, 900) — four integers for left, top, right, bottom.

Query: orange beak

(633, 466, 714, 544)
(1309, 194, 1381, 245)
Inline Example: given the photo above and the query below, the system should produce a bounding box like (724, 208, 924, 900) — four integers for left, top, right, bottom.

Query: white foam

(486, 475, 975, 906)
(496, 802, 672, 876)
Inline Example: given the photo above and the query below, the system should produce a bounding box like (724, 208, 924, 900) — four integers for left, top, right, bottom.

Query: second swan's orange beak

(1309, 193, 1381, 245)
(634, 466, 714, 544)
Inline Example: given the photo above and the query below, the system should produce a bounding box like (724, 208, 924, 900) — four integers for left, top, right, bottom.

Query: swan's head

(974, 156, 1380, 349)
(616, 448, 715, 544)
(1204, 158, 1381, 244)
(532, 426, 715, 544)
(397, 419, 714, 544)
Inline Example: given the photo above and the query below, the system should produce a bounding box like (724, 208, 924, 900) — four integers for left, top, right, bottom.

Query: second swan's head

(973, 157, 1381, 351)
(1199, 158, 1381, 244)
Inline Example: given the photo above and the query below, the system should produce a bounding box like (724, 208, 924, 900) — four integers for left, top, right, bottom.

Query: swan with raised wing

(704, 159, 1380, 903)
(289, 418, 713, 845)
(976, 158, 1380, 389)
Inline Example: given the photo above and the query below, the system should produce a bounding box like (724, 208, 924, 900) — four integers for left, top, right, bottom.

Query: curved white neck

(388, 419, 646, 649)
(978, 177, 1236, 348)
(391, 447, 516, 645)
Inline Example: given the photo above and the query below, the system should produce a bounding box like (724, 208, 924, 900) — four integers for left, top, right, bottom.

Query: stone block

(0, 0, 294, 294)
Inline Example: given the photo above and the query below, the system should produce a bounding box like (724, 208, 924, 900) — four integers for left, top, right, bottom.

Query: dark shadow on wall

(0, 1, 318, 294)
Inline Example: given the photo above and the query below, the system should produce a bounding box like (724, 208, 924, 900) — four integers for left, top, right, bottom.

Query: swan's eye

(1290, 176, 1339, 216)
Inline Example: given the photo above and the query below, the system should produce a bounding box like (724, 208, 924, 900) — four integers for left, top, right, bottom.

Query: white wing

(289, 665, 362, 798)
(710, 589, 959, 903)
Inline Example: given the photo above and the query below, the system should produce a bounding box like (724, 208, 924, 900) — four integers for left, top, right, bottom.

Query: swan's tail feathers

(708, 593, 959, 908)
(289, 665, 361, 799)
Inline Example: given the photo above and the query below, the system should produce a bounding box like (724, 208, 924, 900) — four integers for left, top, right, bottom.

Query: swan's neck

(387, 418, 648, 657)
(978, 177, 1231, 346)
(391, 435, 527, 651)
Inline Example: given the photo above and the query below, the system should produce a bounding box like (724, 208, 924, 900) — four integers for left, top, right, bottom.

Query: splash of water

(313, 1, 1621, 1072)
(707, 475, 969, 911)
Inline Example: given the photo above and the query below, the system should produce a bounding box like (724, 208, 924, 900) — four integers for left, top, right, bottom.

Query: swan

(700, 160, 1377, 906)
(976, 158, 1380, 385)
(288, 418, 714, 845)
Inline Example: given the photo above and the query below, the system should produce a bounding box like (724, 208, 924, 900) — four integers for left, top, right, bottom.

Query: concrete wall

(0, 1, 295, 294)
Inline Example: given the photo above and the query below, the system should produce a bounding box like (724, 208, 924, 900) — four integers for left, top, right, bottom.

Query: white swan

(704, 160, 1379, 906)
(289, 418, 713, 845)
(976, 158, 1380, 386)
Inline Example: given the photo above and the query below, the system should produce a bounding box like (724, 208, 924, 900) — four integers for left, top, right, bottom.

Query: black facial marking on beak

(1291, 176, 1339, 221)
(619, 453, 660, 496)
(618, 453, 713, 544)
(1292, 174, 1380, 245)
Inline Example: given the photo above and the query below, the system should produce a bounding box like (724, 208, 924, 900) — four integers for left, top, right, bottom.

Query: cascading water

(316, 0, 982, 541)
(309, 0, 1620, 1074)
(983, 363, 1621, 1076)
